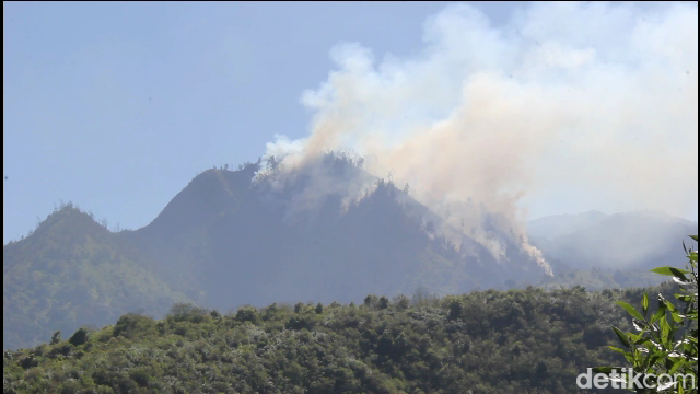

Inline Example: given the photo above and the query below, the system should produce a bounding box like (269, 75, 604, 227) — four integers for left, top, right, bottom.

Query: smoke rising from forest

(260, 2, 698, 273)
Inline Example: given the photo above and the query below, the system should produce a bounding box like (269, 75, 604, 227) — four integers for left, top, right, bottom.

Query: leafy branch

(596, 235, 698, 393)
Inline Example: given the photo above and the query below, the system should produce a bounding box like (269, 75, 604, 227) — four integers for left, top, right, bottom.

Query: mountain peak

(139, 164, 259, 239)
(26, 205, 108, 244)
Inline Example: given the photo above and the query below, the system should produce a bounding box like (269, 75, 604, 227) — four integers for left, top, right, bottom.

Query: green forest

(2, 277, 695, 394)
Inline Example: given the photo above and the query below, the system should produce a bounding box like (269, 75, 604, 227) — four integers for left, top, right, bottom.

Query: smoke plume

(260, 2, 698, 274)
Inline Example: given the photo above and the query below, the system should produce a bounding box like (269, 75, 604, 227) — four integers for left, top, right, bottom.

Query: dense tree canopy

(3, 282, 688, 394)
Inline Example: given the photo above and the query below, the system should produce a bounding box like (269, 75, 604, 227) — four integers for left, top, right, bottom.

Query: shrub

(235, 308, 258, 324)
(113, 313, 155, 338)
(68, 328, 88, 347)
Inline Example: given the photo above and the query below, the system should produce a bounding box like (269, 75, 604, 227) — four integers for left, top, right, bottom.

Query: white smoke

(259, 2, 699, 275)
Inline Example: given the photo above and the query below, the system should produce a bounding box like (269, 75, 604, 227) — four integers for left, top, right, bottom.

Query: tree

(378, 296, 389, 310)
(411, 286, 436, 306)
(448, 299, 463, 321)
(235, 308, 257, 324)
(364, 294, 378, 309)
(595, 235, 698, 393)
(68, 327, 88, 347)
(49, 331, 61, 345)
(394, 294, 410, 310)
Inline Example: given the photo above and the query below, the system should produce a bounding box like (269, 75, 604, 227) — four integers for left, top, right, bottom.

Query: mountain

(6, 154, 695, 351)
(528, 210, 697, 270)
(2, 205, 190, 351)
(126, 155, 549, 310)
(3, 155, 549, 350)
(528, 210, 698, 290)
(527, 210, 608, 241)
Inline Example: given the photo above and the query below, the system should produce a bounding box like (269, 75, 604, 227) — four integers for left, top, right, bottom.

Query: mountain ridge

(528, 210, 698, 272)
(3, 156, 696, 350)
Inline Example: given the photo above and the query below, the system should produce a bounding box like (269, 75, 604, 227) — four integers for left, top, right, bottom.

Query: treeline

(3, 282, 684, 394)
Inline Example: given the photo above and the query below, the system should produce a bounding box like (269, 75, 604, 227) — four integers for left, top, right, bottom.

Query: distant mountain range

(528, 210, 697, 270)
(3, 154, 696, 350)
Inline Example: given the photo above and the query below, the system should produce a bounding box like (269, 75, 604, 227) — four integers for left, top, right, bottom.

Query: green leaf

(607, 346, 628, 356)
(690, 235, 698, 241)
(650, 267, 690, 276)
(592, 366, 615, 374)
(642, 293, 649, 314)
(669, 358, 685, 375)
(671, 311, 683, 324)
(617, 301, 644, 321)
(675, 293, 692, 302)
(670, 267, 690, 281)
(665, 301, 677, 312)
(647, 353, 663, 368)
(660, 317, 670, 345)
(652, 301, 667, 324)
(641, 351, 662, 369)
(612, 326, 631, 349)
(632, 335, 648, 346)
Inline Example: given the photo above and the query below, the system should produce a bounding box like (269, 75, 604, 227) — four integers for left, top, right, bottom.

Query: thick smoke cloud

(261, 2, 698, 273)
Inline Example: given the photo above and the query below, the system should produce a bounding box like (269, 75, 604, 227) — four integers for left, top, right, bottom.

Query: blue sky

(3, 2, 697, 244)
(0, 1, 512, 243)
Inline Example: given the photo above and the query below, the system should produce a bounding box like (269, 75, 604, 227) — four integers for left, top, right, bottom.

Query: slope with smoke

(259, 2, 698, 275)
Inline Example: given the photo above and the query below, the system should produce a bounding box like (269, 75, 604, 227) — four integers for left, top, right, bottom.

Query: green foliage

(113, 313, 156, 338)
(597, 235, 698, 393)
(3, 285, 668, 394)
(394, 294, 410, 310)
(167, 302, 210, 324)
(364, 294, 378, 309)
(234, 308, 258, 324)
(49, 331, 61, 346)
(68, 327, 89, 347)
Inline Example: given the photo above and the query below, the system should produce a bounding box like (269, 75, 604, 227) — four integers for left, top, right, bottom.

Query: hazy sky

(3, 1, 698, 244)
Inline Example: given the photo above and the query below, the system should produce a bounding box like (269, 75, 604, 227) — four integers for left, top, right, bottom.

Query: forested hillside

(3, 282, 686, 394)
